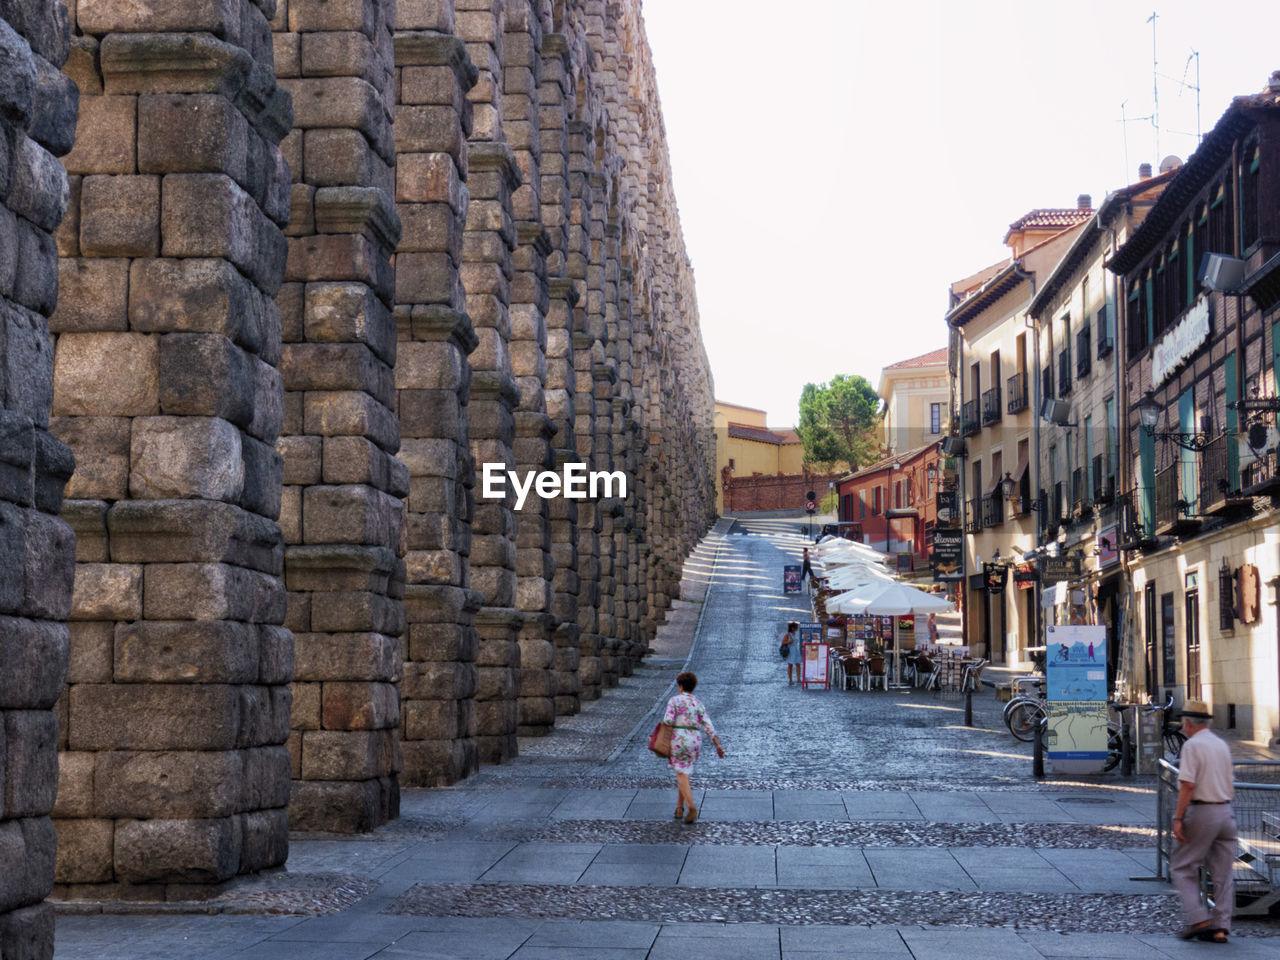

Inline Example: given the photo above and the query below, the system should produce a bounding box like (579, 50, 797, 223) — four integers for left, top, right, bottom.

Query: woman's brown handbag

(648, 722, 672, 758)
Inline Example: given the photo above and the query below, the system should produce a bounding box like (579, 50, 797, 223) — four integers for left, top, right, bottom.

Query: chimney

(1077, 194, 1092, 211)
(1139, 162, 1153, 180)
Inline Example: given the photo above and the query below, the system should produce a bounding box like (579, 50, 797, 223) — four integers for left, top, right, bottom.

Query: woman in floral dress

(663, 671, 723, 823)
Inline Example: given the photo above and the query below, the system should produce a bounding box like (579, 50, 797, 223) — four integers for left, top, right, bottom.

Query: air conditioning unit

(1040, 397, 1074, 426)
(1199, 253, 1245, 293)
(939, 436, 967, 457)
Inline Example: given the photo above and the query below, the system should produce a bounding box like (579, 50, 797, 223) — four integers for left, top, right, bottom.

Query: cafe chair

(865, 655, 887, 691)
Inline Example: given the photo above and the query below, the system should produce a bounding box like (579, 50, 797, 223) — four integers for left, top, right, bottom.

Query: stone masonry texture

(0, 1, 78, 956)
(272, 0, 408, 835)
(51, 0, 296, 898)
(0, 0, 716, 929)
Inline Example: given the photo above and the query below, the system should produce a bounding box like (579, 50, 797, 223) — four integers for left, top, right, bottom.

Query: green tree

(797, 375, 883, 472)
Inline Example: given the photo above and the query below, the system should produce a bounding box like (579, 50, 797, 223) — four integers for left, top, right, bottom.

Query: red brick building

(835, 442, 942, 574)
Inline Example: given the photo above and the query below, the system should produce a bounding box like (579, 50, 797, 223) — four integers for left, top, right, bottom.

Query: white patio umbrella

(824, 563, 895, 589)
(831, 581, 955, 688)
(813, 540, 890, 561)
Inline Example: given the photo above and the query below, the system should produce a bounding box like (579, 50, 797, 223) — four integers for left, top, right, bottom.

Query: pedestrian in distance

(663, 671, 723, 824)
(800, 547, 814, 582)
(782, 620, 801, 684)
(1170, 699, 1236, 944)
(927, 613, 938, 643)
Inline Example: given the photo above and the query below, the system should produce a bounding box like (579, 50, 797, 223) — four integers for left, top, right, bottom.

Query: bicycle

(1145, 692, 1186, 758)
(1003, 678, 1047, 742)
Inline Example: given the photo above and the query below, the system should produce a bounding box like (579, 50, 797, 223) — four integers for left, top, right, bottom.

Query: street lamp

(1133, 390, 1214, 451)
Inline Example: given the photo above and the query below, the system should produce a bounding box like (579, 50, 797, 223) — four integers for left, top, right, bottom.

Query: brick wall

(722, 472, 842, 513)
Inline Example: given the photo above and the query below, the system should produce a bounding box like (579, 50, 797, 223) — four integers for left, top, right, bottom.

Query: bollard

(964, 687, 973, 726)
(1033, 717, 1045, 778)
(1120, 712, 1133, 777)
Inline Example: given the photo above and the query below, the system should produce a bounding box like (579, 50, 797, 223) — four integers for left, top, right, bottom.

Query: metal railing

(981, 385, 1002, 425)
(1075, 326, 1092, 378)
(1244, 448, 1280, 493)
(1071, 466, 1089, 516)
(1154, 463, 1181, 529)
(1199, 434, 1236, 508)
(981, 489, 1003, 527)
(961, 399, 980, 437)
(1006, 372, 1028, 414)
(1156, 759, 1280, 915)
(965, 498, 982, 533)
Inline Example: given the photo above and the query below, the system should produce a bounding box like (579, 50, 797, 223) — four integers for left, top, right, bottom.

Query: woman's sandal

(1176, 922, 1211, 940)
(1197, 928, 1228, 944)
(683, 805, 699, 824)
(673, 808, 684, 820)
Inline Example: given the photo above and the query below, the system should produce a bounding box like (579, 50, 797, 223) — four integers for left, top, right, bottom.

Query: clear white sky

(640, 0, 1280, 428)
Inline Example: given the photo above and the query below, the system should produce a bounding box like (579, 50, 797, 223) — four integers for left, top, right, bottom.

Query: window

(1185, 572, 1202, 700)
(1242, 142, 1261, 251)
(859, 490, 866, 520)
(1144, 581, 1157, 695)
(1160, 591, 1176, 691)
(1104, 396, 1117, 482)
(1209, 182, 1231, 255)
(728, 458, 735, 471)
(872, 486, 881, 515)
(930, 402, 941, 435)
(894, 480, 902, 509)
(907, 476, 914, 505)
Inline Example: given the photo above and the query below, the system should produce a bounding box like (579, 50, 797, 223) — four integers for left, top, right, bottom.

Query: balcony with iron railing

(1075, 327, 1092, 378)
(965, 498, 982, 533)
(1006, 372, 1028, 415)
(1199, 434, 1249, 515)
(1057, 351, 1072, 395)
(961, 399, 980, 437)
(981, 385, 1002, 426)
(981, 488, 1004, 527)
(1071, 466, 1090, 517)
(1243, 446, 1280, 496)
(1154, 462, 1200, 535)
(1091, 455, 1115, 505)
(1096, 320, 1113, 359)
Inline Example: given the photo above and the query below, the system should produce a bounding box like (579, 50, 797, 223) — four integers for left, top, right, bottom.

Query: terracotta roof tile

(1006, 208, 1093, 234)
(727, 423, 790, 445)
(884, 347, 948, 370)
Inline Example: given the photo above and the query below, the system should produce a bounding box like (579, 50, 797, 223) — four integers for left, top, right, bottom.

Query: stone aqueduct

(0, 0, 716, 946)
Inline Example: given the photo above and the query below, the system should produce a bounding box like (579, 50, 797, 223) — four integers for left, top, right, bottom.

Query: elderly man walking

(1170, 699, 1236, 944)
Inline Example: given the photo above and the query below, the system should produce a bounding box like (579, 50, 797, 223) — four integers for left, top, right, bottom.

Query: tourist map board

(1044, 624, 1108, 770)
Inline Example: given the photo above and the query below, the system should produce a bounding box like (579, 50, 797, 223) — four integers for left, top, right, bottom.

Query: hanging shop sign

(1040, 555, 1081, 583)
(1097, 525, 1119, 568)
(930, 529, 963, 581)
(1013, 563, 1038, 589)
(983, 562, 1008, 595)
(935, 489, 959, 528)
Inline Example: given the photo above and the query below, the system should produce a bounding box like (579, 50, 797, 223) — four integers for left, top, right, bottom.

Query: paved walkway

(53, 518, 1280, 957)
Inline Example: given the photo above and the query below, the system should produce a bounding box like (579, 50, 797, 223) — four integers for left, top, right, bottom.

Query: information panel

(1045, 624, 1108, 771)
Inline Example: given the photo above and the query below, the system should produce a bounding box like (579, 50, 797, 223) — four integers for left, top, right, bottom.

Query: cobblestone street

(55, 520, 1280, 958)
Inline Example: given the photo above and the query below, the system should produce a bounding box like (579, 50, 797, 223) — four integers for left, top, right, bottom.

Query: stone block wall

(15, 0, 718, 920)
(0, 2, 77, 954)
(272, 0, 407, 835)
(50, 0, 295, 894)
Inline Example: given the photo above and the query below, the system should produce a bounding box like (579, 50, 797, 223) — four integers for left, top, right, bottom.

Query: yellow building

(713, 401, 806, 513)
(878, 348, 949, 455)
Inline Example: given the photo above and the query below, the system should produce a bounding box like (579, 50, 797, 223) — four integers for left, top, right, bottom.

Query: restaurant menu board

(1044, 624, 1108, 771)
(801, 641, 829, 689)
(847, 615, 893, 646)
(783, 564, 802, 594)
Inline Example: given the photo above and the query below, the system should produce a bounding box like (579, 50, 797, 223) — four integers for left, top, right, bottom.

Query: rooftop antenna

(1182, 48, 1201, 144)
(1147, 10, 1159, 163)
(1118, 99, 1154, 183)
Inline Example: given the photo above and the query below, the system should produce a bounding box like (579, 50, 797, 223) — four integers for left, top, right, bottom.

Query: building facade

(1109, 73, 1280, 741)
(878, 348, 949, 456)
(835, 442, 942, 578)
(1029, 165, 1176, 693)
(946, 202, 1092, 664)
